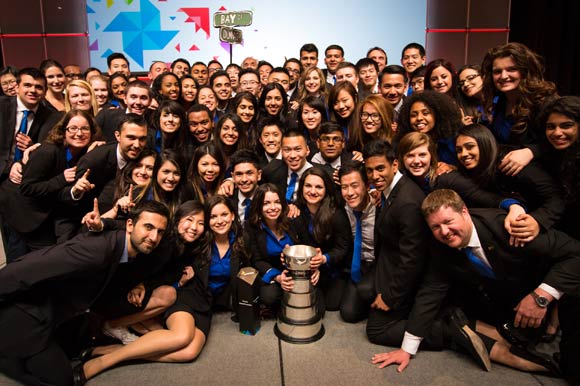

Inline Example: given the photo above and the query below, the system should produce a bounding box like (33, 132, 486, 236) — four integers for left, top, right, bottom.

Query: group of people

(0, 39, 579, 386)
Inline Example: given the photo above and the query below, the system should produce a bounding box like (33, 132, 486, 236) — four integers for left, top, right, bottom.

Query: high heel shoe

(77, 347, 95, 363)
(72, 363, 87, 386)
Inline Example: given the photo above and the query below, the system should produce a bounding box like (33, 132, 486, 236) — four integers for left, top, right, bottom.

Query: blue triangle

(141, 0, 160, 31)
(124, 32, 144, 67)
(95, 22, 100, 30)
(104, 12, 141, 32)
(86, 5, 95, 13)
(142, 30, 178, 50)
(101, 49, 114, 58)
(169, 16, 176, 21)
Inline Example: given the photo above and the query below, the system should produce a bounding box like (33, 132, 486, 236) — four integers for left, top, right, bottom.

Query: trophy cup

(274, 245, 325, 343)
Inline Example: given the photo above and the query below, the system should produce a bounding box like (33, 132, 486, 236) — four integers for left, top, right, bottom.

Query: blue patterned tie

(14, 110, 30, 162)
(463, 247, 496, 279)
(285, 172, 298, 203)
(243, 198, 251, 222)
(351, 211, 363, 283)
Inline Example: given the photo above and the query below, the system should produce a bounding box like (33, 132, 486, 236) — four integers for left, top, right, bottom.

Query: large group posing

(0, 40, 579, 386)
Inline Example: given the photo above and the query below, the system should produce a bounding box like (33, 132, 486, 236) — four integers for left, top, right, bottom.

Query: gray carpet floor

(0, 311, 567, 386)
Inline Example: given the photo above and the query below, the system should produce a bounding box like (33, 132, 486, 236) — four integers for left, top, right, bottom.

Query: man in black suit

(262, 129, 314, 217)
(0, 67, 53, 183)
(228, 149, 262, 224)
(0, 200, 169, 386)
(362, 140, 431, 343)
(67, 113, 149, 216)
(373, 189, 580, 382)
(95, 80, 152, 142)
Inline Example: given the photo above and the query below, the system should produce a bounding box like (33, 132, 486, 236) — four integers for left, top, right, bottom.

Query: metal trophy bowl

(274, 245, 325, 343)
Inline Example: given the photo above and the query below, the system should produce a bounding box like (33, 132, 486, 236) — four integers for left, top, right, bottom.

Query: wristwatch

(530, 291, 549, 308)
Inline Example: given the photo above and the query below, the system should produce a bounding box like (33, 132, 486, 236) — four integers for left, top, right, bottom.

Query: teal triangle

(169, 16, 176, 21)
(86, 5, 95, 13)
(95, 22, 100, 30)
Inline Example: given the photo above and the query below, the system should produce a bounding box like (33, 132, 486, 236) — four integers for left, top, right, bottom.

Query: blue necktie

(243, 198, 251, 222)
(332, 75, 336, 85)
(14, 110, 30, 162)
(285, 172, 298, 203)
(351, 211, 363, 283)
(463, 247, 496, 279)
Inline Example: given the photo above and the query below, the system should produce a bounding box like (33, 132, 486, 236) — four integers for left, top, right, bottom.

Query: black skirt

(164, 275, 212, 336)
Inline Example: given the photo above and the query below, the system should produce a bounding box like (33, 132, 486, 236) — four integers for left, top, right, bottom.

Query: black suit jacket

(261, 160, 330, 200)
(246, 222, 301, 277)
(0, 231, 125, 356)
(0, 96, 54, 176)
(406, 208, 580, 338)
(374, 175, 430, 311)
(0, 143, 74, 233)
(65, 142, 119, 214)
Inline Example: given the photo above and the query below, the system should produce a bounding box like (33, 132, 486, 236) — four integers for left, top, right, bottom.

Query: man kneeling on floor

(372, 189, 580, 385)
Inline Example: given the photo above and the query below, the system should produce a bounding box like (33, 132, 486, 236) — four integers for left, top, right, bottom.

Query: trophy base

(274, 318, 325, 344)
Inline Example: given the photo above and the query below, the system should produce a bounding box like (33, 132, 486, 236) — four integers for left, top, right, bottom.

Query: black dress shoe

(447, 308, 492, 371)
(72, 363, 88, 386)
(509, 345, 561, 376)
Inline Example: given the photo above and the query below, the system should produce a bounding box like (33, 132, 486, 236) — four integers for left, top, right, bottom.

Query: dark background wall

(0, 0, 89, 70)
(509, 0, 580, 96)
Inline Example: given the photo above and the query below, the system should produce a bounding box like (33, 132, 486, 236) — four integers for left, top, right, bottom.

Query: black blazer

(374, 175, 430, 311)
(246, 222, 301, 277)
(261, 160, 330, 199)
(0, 143, 77, 234)
(0, 96, 54, 176)
(291, 206, 353, 270)
(65, 142, 119, 214)
(406, 208, 580, 338)
(0, 230, 125, 327)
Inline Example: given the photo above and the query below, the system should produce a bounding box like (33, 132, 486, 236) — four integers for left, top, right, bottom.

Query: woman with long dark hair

(328, 81, 358, 144)
(184, 143, 225, 203)
(150, 100, 187, 154)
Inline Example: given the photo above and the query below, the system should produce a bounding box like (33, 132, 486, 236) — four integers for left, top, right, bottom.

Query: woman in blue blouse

(293, 167, 352, 315)
(205, 195, 248, 312)
(246, 183, 301, 310)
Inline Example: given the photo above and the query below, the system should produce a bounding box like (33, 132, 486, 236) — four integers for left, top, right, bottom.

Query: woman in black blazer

(0, 109, 100, 254)
(455, 124, 565, 234)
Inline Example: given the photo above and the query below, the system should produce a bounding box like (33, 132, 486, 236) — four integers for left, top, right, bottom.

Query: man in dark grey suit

(373, 189, 580, 383)
(0, 200, 170, 386)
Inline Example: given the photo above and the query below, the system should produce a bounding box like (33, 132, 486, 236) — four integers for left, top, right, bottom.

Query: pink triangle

(219, 6, 227, 11)
(175, 43, 181, 52)
(213, 56, 220, 61)
(189, 44, 200, 51)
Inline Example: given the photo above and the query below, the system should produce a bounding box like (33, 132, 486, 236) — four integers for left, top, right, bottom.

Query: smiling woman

(65, 80, 99, 116)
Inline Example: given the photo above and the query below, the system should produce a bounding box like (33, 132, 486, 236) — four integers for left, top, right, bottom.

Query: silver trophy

(274, 245, 325, 343)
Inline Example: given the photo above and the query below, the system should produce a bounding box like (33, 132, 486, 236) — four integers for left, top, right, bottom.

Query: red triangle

(175, 43, 181, 52)
(219, 6, 227, 11)
(189, 44, 200, 51)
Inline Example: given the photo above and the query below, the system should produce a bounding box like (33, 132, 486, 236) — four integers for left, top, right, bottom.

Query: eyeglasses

(458, 74, 480, 88)
(240, 80, 259, 87)
(361, 112, 380, 121)
(319, 136, 344, 144)
(66, 126, 91, 134)
(1, 79, 16, 88)
(285, 68, 301, 75)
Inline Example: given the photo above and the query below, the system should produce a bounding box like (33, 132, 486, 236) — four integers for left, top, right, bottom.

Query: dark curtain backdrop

(510, 0, 580, 96)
